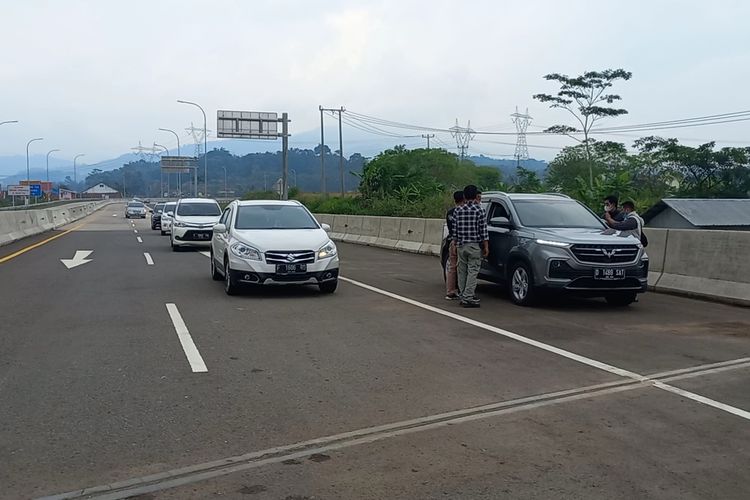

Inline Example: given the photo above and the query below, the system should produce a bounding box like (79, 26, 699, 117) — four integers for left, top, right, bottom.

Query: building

(643, 198, 750, 231)
(81, 183, 121, 199)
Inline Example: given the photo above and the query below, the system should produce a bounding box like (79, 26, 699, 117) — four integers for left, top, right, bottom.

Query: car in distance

(170, 198, 222, 251)
(125, 201, 147, 219)
(441, 192, 648, 306)
(160, 201, 177, 236)
(150, 202, 166, 230)
(210, 200, 339, 295)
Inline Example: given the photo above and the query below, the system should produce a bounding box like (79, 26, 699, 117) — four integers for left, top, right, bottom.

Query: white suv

(210, 200, 339, 295)
(170, 198, 222, 251)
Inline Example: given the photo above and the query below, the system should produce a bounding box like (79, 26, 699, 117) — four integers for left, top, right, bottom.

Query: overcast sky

(2, 0, 749, 164)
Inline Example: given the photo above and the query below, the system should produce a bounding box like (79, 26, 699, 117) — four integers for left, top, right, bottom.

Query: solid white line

(144, 252, 154, 265)
(199, 251, 211, 258)
(165, 303, 207, 373)
(340, 276, 750, 421)
(340, 276, 644, 380)
(137, 236, 143, 243)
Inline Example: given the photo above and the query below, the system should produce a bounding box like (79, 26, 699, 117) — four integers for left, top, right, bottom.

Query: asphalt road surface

(1, 203, 749, 500)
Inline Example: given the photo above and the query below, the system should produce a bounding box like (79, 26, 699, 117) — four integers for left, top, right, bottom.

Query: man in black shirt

(603, 195, 627, 223)
(445, 190, 465, 300)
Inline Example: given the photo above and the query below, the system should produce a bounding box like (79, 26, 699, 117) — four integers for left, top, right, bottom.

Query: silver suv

(442, 192, 648, 306)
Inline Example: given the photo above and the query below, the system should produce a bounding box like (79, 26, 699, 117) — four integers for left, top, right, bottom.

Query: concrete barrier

(0, 201, 110, 247)
(375, 217, 401, 250)
(358, 216, 382, 246)
(420, 218, 445, 256)
(643, 228, 667, 287)
(395, 217, 426, 253)
(343, 216, 364, 244)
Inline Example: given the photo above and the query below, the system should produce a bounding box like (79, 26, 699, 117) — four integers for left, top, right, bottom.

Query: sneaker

(460, 300, 480, 308)
(445, 293, 459, 300)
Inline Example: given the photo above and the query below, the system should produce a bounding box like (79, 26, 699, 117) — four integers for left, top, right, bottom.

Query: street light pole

(154, 143, 169, 198)
(290, 168, 297, 188)
(159, 128, 182, 196)
(221, 166, 227, 198)
(73, 154, 85, 196)
(46, 148, 61, 183)
(177, 100, 207, 196)
(26, 137, 44, 183)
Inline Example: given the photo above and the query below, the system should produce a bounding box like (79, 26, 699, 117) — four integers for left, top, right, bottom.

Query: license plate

(276, 263, 307, 274)
(194, 232, 210, 240)
(594, 268, 626, 280)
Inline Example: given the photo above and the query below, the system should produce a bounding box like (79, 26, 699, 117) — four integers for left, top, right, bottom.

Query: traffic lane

(0, 214, 214, 498)
(150, 378, 750, 500)
(338, 243, 750, 374)
(667, 365, 750, 412)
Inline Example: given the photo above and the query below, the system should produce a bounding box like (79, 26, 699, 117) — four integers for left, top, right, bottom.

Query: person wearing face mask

(602, 195, 626, 223)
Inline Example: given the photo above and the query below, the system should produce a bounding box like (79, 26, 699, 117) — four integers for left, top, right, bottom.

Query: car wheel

(160, 229, 166, 236)
(319, 279, 338, 294)
(224, 259, 240, 295)
(605, 292, 637, 307)
(210, 251, 223, 281)
(508, 261, 536, 306)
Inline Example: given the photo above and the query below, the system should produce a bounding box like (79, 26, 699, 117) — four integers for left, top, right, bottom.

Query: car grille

(265, 250, 316, 265)
(571, 244, 640, 264)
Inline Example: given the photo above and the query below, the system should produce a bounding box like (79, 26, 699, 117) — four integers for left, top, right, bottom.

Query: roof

(83, 183, 118, 194)
(643, 198, 750, 227)
(484, 192, 574, 202)
(234, 199, 302, 206)
(176, 198, 220, 204)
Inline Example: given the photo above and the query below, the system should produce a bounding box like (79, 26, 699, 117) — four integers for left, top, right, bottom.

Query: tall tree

(533, 69, 632, 187)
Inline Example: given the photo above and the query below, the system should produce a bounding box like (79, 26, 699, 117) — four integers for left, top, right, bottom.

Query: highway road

(1, 203, 749, 499)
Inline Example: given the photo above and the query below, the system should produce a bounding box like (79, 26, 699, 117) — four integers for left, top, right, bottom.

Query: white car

(160, 201, 177, 235)
(210, 200, 339, 295)
(170, 198, 222, 251)
(125, 201, 147, 218)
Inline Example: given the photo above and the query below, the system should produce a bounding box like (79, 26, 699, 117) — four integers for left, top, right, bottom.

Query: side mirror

(321, 223, 331, 232)
(213, 223, 227, 234)
(166, 211, 174, 217)
(490, 216, 512, 228)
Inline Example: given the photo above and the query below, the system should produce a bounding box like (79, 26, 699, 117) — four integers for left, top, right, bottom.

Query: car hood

(174, 216, 220, 225)
(531, 227, 641, 245)
(232, 229, 330, 251)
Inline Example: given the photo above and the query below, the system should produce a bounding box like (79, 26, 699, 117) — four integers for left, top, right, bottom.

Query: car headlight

(231, 242, 262, 261)
(536, 239, 571, 248)
(318, 241, 337, 260)
(173, 220, 186, 228)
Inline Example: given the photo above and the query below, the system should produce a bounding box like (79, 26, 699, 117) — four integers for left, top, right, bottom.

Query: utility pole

(449, 119, 474, 163)
(159, 128, 182, 196)
(511, 107, 532, 168)
(320, 106, 345, 195)
(154, 143, 169, 197)
(421, 134, 435, 149)
(179, 100, 209, 196)
(281, 112, 290, 200)
(319, 105, 326, 195)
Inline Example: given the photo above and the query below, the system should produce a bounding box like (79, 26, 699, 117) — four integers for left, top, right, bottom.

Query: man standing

(445, 190, 465, 300)
(603, 195, 627, 223)
(453, 185, 489, 308)
(605, 200, 645, 241)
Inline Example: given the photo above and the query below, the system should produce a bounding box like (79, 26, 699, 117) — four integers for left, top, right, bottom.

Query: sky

(1, 0, 750, 168)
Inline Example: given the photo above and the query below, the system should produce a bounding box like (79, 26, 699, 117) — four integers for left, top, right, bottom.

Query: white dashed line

(199, 251, 211, 258)
(165, 304, 207, 373)
(144, 252, 154, 265)
(137, 236, 143, 243)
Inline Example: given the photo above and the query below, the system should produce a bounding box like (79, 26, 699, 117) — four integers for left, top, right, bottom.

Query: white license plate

(594, 268, 626, 280)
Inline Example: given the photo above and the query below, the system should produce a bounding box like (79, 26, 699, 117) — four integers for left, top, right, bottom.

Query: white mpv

(210, 200, 339, 295)
(170, 198, 222, 250)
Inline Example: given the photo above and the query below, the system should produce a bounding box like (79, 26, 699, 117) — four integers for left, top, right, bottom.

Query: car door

(213, 206, 232, 260)
(484, 201, 514, 280)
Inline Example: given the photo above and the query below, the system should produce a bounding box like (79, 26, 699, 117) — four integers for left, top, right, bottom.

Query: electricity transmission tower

(511, 107, 532, 167)
(186, 123, 211, 158)
(449, 119, 474, 162)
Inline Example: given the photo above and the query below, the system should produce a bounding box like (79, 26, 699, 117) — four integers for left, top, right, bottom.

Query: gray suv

(442, 192, 648, 306)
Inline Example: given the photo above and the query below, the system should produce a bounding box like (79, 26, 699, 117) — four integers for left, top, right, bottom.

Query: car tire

(508, 261, 536, 306)
(605, 292, 637, 307)
(210, 251, 223, 281)
(319, 279, 338, 294)
(224, 259, 240, 295)
(160, 229, 166, 236)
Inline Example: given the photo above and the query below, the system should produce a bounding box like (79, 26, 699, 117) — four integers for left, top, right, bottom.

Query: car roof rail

(541, 192, 572, 198)
(481, 191, 508, 196)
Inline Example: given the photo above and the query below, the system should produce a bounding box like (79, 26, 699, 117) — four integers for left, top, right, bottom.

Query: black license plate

(276, 263, 307, 274)
(193, 232, 210, 240)
(594, 268, 626, 280)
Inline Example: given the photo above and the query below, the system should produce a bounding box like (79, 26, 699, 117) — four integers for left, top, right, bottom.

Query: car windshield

(235, 205, 319, 230)
(513, 200, 605, 229)
(176, 202, 221, 217)
(127, 202, 144, 208)
(153, 203, 165, 213)
(163, 203, 176, 214)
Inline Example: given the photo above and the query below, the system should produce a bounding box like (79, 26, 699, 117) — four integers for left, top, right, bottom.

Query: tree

(546, 140, 630, 194)
(533, 69, 632, 187)
(313, 144, 331, 156)
(512, 167, 543, 193)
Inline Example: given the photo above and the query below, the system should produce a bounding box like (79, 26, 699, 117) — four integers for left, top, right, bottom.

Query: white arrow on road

(61, 250, 93, 269)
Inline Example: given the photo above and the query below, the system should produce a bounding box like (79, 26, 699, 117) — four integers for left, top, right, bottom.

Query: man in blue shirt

(452, 185, 489, 308)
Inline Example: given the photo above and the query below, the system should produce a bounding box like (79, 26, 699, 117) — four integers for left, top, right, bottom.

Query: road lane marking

(60, 250, 93, 269)
(165, 303, 207, 373)
(137, 236, 143, 243)
(134, 229, 138, 233)
(39, 359, 750, 500)
(0, 223, 87, 264)
(199, 250, 211, 258)
(144, 253, 154, 265)
(340, 277, 750, 422)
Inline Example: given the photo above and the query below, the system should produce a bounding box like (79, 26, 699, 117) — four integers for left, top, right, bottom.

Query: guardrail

(0, 200, 112, 247)
(314, 213, 750, 307)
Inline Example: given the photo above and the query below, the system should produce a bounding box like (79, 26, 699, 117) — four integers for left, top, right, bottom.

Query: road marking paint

(144, 253, 154, 265)
(134, 229, 138, 233)
(340, 276, 750, 422)
(199, 250, 211, 258)
(112, 214, 117, 217)
(39, 359, 750, 500)
(0, 223, 86, 264)
(137, 236, 143, 243)
(165, 304, 207, 373)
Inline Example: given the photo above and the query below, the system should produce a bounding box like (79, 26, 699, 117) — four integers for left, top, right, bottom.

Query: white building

(82, 183, 120, 199)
